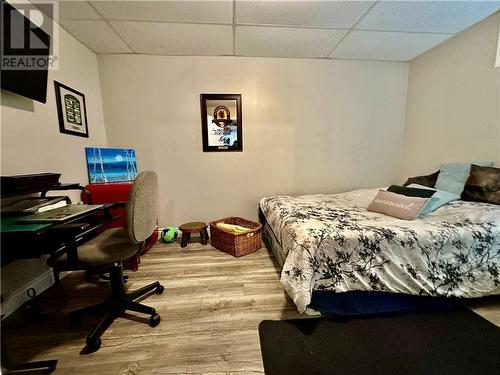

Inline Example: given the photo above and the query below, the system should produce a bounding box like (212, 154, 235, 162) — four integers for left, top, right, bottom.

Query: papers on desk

(17, 204, 104, 223)
(37, 200, 67, 213)
(1, 196, 69, 214)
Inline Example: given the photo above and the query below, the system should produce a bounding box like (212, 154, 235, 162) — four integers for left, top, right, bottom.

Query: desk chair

(49, 171, 164, 353)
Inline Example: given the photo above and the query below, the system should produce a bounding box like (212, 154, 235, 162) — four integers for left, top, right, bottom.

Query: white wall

(1, 30, 107, 185)
(1, 26, 107, 315)
(98, 55, 409, 225)
(401, 12, 500, 178)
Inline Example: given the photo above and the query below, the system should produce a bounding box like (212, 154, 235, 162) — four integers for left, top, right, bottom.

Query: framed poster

(200, 94, 242, 152)
(54, 81, 89, 138)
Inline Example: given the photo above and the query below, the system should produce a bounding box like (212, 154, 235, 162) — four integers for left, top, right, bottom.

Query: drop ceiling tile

(60, 1, 100, 20)
(60, 19, 132, 53)
(330, 30, 452, 61)
(111, 21, 232, 55)
(357, 1, 500, 33)
(236, 0, 375, 28)
(236, 26, 347, 58)
(92, 0, 233, 24)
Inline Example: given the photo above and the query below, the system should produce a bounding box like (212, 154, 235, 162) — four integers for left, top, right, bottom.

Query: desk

(1, 203, 109, 374)
(1, 215, 52, 233)
(1, 205, 106, 266)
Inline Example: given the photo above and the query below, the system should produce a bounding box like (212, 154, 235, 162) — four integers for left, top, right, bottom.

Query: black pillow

(403, 171, 439, 188)
(387, 185, 436, 198)
(461, 165, 499, 205)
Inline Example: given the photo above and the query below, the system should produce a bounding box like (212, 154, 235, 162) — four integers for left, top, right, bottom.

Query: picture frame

(54, 81, 89, 138)
(85, 147, 138, 184)
(200, 93, 242, 152)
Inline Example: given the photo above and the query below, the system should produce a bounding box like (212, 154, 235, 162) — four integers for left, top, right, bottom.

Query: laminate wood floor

(3, 242, 499, 374)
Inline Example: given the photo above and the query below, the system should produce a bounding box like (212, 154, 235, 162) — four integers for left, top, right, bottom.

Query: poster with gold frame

(54, 81, 89, 138)
(200, 94, 242, 152)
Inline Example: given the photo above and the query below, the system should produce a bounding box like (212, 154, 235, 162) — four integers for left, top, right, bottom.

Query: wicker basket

(209, 217, 262, 257)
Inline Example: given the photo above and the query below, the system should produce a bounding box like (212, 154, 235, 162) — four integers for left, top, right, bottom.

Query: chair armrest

(41, 184, 92, 204)
(102, 202, 127, 222)
(103, 202, 127, 209)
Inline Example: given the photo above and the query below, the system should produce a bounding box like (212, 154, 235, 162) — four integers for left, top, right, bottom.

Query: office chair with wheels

(48, 171, 164, 353)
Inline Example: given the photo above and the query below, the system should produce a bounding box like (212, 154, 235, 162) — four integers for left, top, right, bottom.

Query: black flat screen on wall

(0, 0, 50, 103)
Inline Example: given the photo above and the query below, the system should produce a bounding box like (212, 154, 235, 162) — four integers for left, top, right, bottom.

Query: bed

(259, 188, 500, 313)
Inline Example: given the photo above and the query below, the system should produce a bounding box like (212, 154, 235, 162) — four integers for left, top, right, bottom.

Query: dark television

(0, 0, 50, 103)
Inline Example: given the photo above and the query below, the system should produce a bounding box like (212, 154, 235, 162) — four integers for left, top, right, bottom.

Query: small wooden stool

(179, 222, 209, 248)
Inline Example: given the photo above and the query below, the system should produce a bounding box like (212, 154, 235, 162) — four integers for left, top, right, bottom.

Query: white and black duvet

(259, 188, 500, 313)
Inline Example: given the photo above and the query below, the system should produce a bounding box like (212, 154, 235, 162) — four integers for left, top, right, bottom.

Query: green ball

(161, 226, 178, 243)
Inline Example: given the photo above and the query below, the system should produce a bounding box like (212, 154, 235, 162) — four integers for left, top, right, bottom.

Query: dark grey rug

(259, 308, 500, 375)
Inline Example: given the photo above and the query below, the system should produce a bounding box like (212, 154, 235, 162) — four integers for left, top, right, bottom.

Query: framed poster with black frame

(200, 93, 242, 152)
(54, 81, 89, 138)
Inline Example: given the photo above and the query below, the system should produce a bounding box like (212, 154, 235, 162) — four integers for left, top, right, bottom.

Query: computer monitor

(85, 147, 138, 184)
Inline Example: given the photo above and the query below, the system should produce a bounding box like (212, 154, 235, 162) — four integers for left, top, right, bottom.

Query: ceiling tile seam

(32, 1, 100, 55)
(235, 22, 353, 30)
(330, 56, 408, 63)
(324, 30, 349, 58)
(87, 1, 136, 54)
(58, 17, 454, 37)
(95, 51, 406, 63)
(354, 6, 500, 37)
(55, 7, 100, 54)
(104, 19, 351, 31)
(58, 23, 97, 54)
(93, 19, 233, 26)
(60, 17, 101, 21)
(325, 0, 380, 58)
(92, 23, 455, 38)
(353, 28, 455, 35)
(426, 8, 500, 39)
(232, 0, 236, 55)
(70, 7, 500, 31)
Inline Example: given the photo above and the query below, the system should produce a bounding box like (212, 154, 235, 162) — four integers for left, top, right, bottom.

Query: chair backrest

(125, 170, 158, 244)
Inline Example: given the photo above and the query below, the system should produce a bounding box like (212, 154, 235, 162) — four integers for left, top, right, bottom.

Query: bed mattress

(259, 188, 500, 312)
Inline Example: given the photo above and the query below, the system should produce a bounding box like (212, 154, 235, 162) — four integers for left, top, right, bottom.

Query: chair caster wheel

(85, 337, 101, 353)
(155, 285, 165, 294)
(149, 313, 161, 327)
